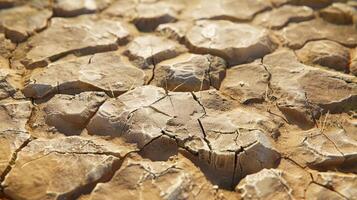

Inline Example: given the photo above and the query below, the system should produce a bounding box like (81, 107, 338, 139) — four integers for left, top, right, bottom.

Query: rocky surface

(296, 40, 350, 72)
(0, 34, 15, 72)
(284, 126, 357, 170)
(23, 52, 146, 98)
(0, 130, 31, 179)
(87, 86, 282, 188)
(0, 100, 32, 132)
(18, 15, 131, 68)
(130, 1, 183, 32)
(151, 53, 226, 92)
(253, 5, 314, 29)
(87, 154, 240, 200)
(236, 158, 357, 199)
(0, 1, 356, 200)
(280, 19, 357, 49)
(351, 49, 357, 75)
(183, 0, 271, 22)
(0, 5, 52, 42)
(43, 92, 107, 134)
(124, 35, 186, 69)
(0, 33, 15, 59)
(263, 49, 357, 127)
(185, 20, 277, 66)
(319, 2, 356, 25)
(53, 0, 112, 17)
(1, 136, 136, 200)
(0, 69, 17, 100)
(105, 0, 183, 32)
(220, 60, 270, 103)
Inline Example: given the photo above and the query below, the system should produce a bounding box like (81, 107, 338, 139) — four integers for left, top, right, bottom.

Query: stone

(86, 86, 167, 137)
(312, 172, 357, 199)
(195, 115, 281, 187)
(253, 5, 314, 29)
(157, 21, 193, 42)
(183, 0, 271, 21)
(124, 35, 186, 69)
(0, 100, 32, 132)
(137, 134, 179, 161)
(132, 1, 183, 32)
(0, 56, 8, 70)
(288, 127, 357, 169)
(0, 6, 52, 42)
(53, 0, 112, 17)
(351, 49, 357, 76)
(236, 159, 312, 199)
(149, 91, 205, 123)
(77, 53, 146, 96)
(192, 89, 239, 113)
(296, 40, 350, 72)
(124, 90, 205, 148)
(23, 52, 146, 98)
(275, 159, 313, 199)
(185, 20, 276, 66)
(220, 60, 270, 103)
(88, 85, 281, 188)
(237, 168, 296, 199)
(151, 53, 227, 92)
(319, 3, 356, 25)
(1, 1, 357, 198)
(0, 69, 17, 100)
(280, 19, 357, 49)
(105, 0, 183, 31)
(0, 34, 15, 74)
(298, 70, 357, 112)
(0, 33, 15, 59)
(124, 107, 173, 148)
(263, 50, 318, 127)
(199, 103, 282, 139)
(88, 154, 240, 200)
(263, 49, 357, 128)
(43, 92, 107, 135)
(88, 86, 282, 188)
(304, 171, 357, 200)
(102, 0, 136, 17)
(305, 183, 346, 200)
(0, 130, 30, 178)
(20, 15, 130, 68)
(1, 136, 136, 200)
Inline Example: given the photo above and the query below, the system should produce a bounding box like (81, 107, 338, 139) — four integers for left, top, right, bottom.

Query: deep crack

(0, 137, 33, 192)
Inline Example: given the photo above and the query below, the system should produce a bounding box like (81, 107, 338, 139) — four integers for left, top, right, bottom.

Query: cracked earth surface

(0, 0, 357, 199)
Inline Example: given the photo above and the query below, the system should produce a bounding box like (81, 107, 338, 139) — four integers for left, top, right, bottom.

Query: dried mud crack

(0, 0, 357, 200)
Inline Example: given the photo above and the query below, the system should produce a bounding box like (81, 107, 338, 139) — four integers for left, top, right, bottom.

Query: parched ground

(0, 0, 357, 199)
